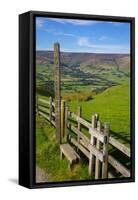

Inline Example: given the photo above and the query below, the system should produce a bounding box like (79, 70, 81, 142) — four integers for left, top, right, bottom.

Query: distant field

(36, 63, 130, 100)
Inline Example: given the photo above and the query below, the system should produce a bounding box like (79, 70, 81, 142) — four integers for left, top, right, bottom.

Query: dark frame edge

(130, 17, 135, 181)
(19, 11, 33, 188)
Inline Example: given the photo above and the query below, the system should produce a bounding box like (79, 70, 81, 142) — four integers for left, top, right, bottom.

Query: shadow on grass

(110, 130, 130, 145)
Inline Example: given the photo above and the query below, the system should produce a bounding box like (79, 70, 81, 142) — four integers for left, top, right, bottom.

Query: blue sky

(36, 17, 130, 54)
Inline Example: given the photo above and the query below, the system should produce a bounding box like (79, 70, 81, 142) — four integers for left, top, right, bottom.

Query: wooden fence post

(77, 106, 82, 131)
(61, 100, 66, 143)
(49, 96, 52, 123)
(89, 114, 97, 177)
(102, 122, 110, 178)
(64, 104, 68, 142)
(77, 106, 82, 152)
(95, 120, 102, 179)
(54, 43, 61, 143)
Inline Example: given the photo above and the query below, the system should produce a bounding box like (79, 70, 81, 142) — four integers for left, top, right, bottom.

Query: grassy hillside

(36, 83, 130, 182)
(68, 83, 130, 146)
(36, 51, 130, 73)
(36, 50, 131, 181)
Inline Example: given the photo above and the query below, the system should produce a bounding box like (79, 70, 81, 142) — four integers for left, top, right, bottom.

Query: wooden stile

(61, 100, 66, 142)
(54, 43, 61, 143)
(64, 105, 68, 142)
(37, 95, 130, 179)
(38, 111, 49, 121)
(77, 106, 82, 152)
(108, 155, 130, 177)
(95, 120, 102, 179)
(77, 106, 82, 131)
(38, 98, 50, 105)
(109, 136, 130, 157)
(38, 105, 50, 114)
(35, 42, 131, 180)
(89, 114, 97, 177)
(102, 122, 110, 179)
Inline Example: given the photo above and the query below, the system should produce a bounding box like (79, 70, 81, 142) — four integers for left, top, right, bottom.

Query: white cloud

(99, 36, 108, 41)
(44, 28, 77, 38)
(77, 37, 130, 53)
(49, 18, 99, 26)
(36, 18, 45, 28)
(77, 37, 90, 46)
(36, 17, 129, 28)
(54, 31, 76, 37)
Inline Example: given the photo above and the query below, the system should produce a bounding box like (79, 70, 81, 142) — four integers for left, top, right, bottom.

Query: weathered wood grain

(38, 98, 50, 105)
(71, 112, 105, 142)
(89, 115, 97, 177)
(102, 122, 110, 179)
(61, 100, 65, 142)
(77, 106, 82, 152)
(108, 155, 130, 177)
(70, 137, 89, 158)
(38, 111, 49, 121)
(95, 120, 102, 179)
(54, 43, 61, 143)
(64, 105, 68, 142)
(38, 105, 50, 114)
(109, 136, 130, 157)
(70, 137, 104, 162)
(60, 143, 80, 169)
(69, 124, 90, 144)
(49, 96, 52, 122)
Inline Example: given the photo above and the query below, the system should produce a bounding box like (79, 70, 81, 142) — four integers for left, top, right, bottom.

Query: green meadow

(67, 83, 130, 146)
(35, 50, 131, 181)
(36, 115, 92, 181)
(36, 82, 130, 181)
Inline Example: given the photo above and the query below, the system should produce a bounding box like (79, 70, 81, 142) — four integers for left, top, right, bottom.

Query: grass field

(36, 63, 130, 97)
(67, 83, 130, 146)
(36, 115, 92, 182)
(36, 83, 131, 181)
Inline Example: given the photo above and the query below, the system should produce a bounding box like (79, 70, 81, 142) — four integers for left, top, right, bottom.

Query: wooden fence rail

(36, 97, 56, 127)
(36, 96, 131, 179)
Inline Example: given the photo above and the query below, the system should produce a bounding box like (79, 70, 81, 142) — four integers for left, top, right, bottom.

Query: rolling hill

(69, 83, 130, 145)
(36, 50, 130, 73)
(36, 51, 130, 95)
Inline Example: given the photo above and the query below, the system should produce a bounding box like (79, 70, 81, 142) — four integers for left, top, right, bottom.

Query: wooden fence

(36, 96, 56, 127)
(36, 96, 131, 179)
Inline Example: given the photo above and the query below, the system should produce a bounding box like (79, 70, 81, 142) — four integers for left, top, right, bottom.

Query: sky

(36, 17, 130, 54)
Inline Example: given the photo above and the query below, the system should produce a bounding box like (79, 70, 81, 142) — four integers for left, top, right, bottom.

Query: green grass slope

(69, 83, 130, 146)
(36, 115, 92, 182)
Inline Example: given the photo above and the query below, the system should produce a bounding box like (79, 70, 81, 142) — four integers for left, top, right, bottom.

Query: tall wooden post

(64, 105, 68, 142)
(77, 106, 82, 131)
(77, 106, 82, 152)
(61, 100, 66, 143)
(89, 114, 97, 177)
(102, 122, 110, 178)
(95, 120, 102, 179)
(54, 43, 61, 143)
